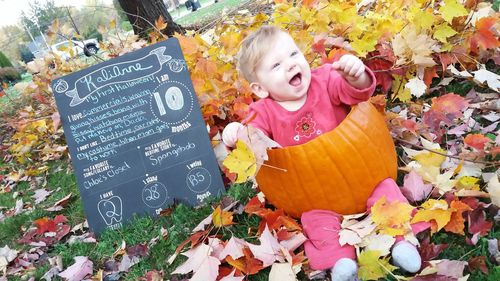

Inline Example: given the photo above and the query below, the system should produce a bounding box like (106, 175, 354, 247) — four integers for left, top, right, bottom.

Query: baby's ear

(250, 82, 269, 99)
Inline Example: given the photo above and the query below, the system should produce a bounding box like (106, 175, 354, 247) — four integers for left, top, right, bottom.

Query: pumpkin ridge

(345, 117, 385, 184)
(312, 135, 341, 210)
(288, 146, 316, 214)
(323, 128, 361, 214)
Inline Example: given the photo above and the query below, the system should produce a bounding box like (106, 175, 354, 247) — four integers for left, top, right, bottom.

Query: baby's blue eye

(272, 63, 280, 69)
(291, 51, 298, 56)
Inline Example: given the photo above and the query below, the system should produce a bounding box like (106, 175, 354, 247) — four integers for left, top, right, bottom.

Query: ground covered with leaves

(1, 0, 499, 280)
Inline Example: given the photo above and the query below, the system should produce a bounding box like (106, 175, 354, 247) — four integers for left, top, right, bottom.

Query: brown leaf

(468, 256, 488, 274)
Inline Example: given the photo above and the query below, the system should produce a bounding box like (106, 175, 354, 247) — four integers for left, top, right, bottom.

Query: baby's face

(253, 32, 311, 103)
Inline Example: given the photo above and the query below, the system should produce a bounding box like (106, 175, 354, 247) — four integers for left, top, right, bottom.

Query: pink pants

(301, 178, 430, 270)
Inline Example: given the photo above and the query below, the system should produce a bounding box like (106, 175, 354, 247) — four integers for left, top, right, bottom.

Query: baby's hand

(332, 54, 365, 79)
(222, 122, 244, 147)
(332, 54, 371, 89)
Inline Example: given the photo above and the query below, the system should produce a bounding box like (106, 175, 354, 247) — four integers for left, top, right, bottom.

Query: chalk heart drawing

(97, 196, 123, 226)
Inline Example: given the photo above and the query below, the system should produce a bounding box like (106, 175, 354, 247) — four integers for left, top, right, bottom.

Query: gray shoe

(392, 241, 422, 273)
(331, 258, 358, 281)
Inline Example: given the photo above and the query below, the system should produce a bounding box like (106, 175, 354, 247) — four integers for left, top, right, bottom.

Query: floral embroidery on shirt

(294, 113, 317, 140)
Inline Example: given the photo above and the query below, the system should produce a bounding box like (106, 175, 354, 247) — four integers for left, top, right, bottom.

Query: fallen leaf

(472, 67, 500, 92)
(468, 256, 488, 274)
(401, 170, 433, 202)
(412, 199, 453, 233)
(32, 188, 53, 204)
(439, 0, 468, 24)
(432, 259, 468, 279)
(58, 256, 93, 281)
(444, 200, 472, 235)
(464, 133, 491, 150)
(405, 77, 427, 98)
(371, 196, 414, 236)
(358, 250, 397, 280)
(219, 236, 246, 260)
(212, 205, 234, 227)
(269, 262, 296, 281)
(247, 225, 283, 267)
(219, 269, 244, 281)
(486, 175, 500, 206)
(468, 208, 492, 236)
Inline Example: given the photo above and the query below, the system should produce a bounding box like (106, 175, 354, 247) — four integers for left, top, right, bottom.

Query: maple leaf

(371, 196, 414, 236)
(486, 175, 500, 207)
(432, 259, 468, 279)
(247, 225, 283, 267)
(219, 236, 246, 260)
(269, 262, 296, 281)
(358, 250, 397, 280)
(468, 256, 488, 275)
(212, 205, 234, 227)
(392, 25, 437, 67)
(173, 243, 219, 279)
(226, 247, 264, 275)
(405, 77, 427, 98)
(468, 208, 492, 236)
(34, 217, 57, 234)
(222, 140, 257, 183)
(219, 269, 245, 281)
(439, 0, 468, 23)
(401, 170, 433, 202)
(412, 199, 453, 233)
(472, 67, 500, 92)
(443, 200, 472, 235)
(361, 233, 396, 256)
(470, 17, 500, 51)
(433, 23, 457, 43)
(58, 256, 93, 281)
(423, 93, 469, 132)
(419, 236, 449, 262)
(464, 134, 491, 150)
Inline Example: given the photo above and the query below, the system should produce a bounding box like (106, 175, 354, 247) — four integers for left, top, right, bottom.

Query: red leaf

(470, 17, 500, 51)
(243, 196, 264, 215)
(468, 209, 492, 236)
(423, 93, 469, 131)
(439, 53, 456, 74)
(468, 256, 488, 274)
(54, 214, 68, 224)
(464, 133, 491, 150)
(128, 244, 149, 257)
(34, 217, 57, 234)
(365, 58, 394, 93)
(419, 236, 449, 262)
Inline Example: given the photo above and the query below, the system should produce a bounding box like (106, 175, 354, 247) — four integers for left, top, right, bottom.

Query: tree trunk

(117, 0, 184, 38)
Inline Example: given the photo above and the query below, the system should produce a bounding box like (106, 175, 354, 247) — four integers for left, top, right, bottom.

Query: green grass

(175, 0, 248, 26)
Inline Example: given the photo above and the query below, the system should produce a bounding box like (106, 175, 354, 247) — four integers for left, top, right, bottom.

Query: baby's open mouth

(289, 73, 302, 86)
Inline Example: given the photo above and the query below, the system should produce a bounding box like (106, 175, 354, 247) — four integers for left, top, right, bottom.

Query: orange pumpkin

(256, 101, 397, 218)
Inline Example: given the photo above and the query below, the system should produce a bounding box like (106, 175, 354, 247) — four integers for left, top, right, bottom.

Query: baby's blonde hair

(237, 25, 285, 83)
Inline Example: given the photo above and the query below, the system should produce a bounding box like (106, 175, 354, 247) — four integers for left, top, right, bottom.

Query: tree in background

(0, 25, 24, 65)
(0, 51, 13, 68)
(117, 0, 184, 38)
(20, 0, 66, 37)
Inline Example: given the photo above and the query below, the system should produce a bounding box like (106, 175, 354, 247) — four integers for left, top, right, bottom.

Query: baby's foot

(330, 258, 358, 281)
(392, 241, 421, 273)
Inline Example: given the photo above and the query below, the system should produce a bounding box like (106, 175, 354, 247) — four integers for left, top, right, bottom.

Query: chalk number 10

(153, 86, 184, 115)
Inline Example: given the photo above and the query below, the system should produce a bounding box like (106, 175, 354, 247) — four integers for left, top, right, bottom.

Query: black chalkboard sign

(51, 38, 225, 234)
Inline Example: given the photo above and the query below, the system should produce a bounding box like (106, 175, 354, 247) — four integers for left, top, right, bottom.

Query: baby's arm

(332, 54, 372, 89)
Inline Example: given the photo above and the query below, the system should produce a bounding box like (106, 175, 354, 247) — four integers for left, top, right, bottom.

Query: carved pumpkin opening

(256, 101, 397, 218)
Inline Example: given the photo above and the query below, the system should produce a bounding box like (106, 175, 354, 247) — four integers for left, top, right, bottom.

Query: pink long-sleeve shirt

(248, 64, 377, 147)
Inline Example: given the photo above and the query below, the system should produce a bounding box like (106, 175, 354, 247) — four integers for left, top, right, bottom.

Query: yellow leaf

(433, 23, 457, 43)
(371, 196, 414, 236)
(414, 149, 447, 167)
(456, 176, 480, 190)
(358, 250, 397, 280)
(109, 19, 116, 30)
(350, 33, 378, 57)
(411, 199, 452, 233)
(391, 75, 411, 102)
(222, 140, 256, 183)
(409, 7, 435, 32)
(212, 205, 233, 227)
(439, 0, 468, 24)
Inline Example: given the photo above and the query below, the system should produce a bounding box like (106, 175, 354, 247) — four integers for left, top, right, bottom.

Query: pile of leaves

(1, 0, 499, 280)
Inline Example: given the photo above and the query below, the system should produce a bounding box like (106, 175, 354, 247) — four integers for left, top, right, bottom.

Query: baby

(222, 25, 423, 281)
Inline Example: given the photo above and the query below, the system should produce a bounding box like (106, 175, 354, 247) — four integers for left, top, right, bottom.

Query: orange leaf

(444, 200, 472, 235)
(302, 0, 320, 8)
(470, 17, 500, 51)
(34, 217, 57, 234)
(155, 15, 168, 31)
(464, 133, 491, 150)
(176, 35, 198, 56)
(226, 247, 264, 275)
(371, 196, 414, 236)
(423, 67, 439, 87)
(212, 205, 234, 227)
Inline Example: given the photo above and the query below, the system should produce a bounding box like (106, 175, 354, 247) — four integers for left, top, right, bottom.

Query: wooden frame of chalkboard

(51, 38, 225, 234)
